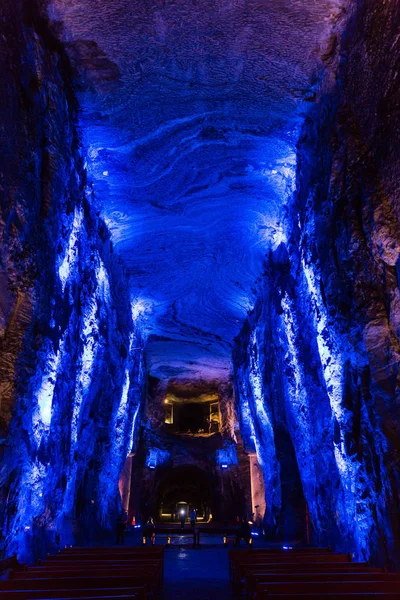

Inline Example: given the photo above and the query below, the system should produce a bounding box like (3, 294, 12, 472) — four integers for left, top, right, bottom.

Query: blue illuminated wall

(0, 0, 146, 561)
(233, 0, 400, 567)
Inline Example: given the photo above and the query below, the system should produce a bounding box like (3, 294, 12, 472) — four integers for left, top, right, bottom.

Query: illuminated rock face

(0, 1, 145, 560)
(44, 0, 343, 381)
(1, 0, 400, 569)
(234, 0, 400, 567)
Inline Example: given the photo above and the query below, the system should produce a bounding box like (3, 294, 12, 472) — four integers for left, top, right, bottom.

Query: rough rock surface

(44, 0, 344, 381)
(234, 0, 400, 567)
(1, 0, 400, 570)
(0, 0, 145, 560)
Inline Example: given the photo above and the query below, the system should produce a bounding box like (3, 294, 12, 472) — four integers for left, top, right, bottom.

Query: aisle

(163, 546, 233, 599)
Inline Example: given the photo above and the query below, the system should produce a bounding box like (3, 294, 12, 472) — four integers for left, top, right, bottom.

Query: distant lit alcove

(156, 465, 214, 522)
(164, 391, 220, 435)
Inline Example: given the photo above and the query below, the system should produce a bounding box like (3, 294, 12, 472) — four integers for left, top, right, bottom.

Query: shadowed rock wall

(0, 0, 145, 560)
(234, 0, 400, 566)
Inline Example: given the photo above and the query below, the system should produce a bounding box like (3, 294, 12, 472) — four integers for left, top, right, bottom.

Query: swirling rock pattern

(46, 0, 343, 380)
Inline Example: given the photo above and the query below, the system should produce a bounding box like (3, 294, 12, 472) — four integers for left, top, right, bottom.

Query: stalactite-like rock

(233, 0, 400, 567)
(0, 0, 145, 561)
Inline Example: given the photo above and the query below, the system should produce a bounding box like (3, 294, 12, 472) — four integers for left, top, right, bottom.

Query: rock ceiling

(47, 0, 342, 382)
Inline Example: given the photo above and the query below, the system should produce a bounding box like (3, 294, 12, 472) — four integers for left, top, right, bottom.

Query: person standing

(144, 517, 156, 545)
(190, 507, 197, 528)
(234, 517, 251, 546)
(180, 509, 186, 529)
(116, 510, 128, 545)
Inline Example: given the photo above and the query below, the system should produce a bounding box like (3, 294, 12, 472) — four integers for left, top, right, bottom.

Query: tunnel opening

(156, 465, 213, 523)
(129, 376, 252, 527)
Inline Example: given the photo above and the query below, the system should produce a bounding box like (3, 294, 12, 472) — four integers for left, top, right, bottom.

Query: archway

(155, 465, 214, 523)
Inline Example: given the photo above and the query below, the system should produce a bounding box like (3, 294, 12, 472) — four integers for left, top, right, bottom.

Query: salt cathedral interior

(1, 0, 400, 597)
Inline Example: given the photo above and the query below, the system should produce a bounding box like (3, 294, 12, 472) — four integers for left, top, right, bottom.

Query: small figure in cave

(144, 517, 156, 545)
(116, 509, 128, 545)
(190, 507, 197, 528)
(234, 517, 251, 546)
(88, 499, 96, 544)
(192, 521, 199, 548)
(254, 505, 262, 532)
(180, 509, 186, 529)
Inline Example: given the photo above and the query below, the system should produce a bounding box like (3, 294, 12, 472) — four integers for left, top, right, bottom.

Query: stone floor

(163, 546, 233, 599)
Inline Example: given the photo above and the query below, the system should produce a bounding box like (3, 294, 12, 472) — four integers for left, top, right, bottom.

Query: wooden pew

(10, 567, 161, 588)
(245, 573, 400, 598)
(53, 555, 163, 561)
(39, 559, 161, 568)
(255, 581, 400, 599)
(23, 563, 161, 573)
(233, 554, 353, 586)
(1, 594, 144, 600)
(264, 594, 400, 599)
(0, 588, 146, 600)
(58, 548, 163, 557)
(229, 548, 336, 572)
(1, 546, 163, 600)
(0, 575, 158, 594)
(240, 563, 379, 577)
(229, 550, 351, 583)
(30, 596, 141, 600)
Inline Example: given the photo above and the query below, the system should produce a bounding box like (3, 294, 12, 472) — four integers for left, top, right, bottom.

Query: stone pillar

(119, 453, 134, 512)
(249, 453, 266, 523)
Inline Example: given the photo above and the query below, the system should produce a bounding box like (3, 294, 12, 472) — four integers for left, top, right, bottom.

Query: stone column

(119, 453, 134, 512)
(249, 453, 266, 523)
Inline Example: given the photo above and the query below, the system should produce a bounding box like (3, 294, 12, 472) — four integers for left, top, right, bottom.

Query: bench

(229, 550, 351, 582)
(1, 594, 144, 600)
(2, 546, 163, 600)
(245, 573, 400, 597)
(265, 592, 400, 600)
(0, 575, 158, 594)
(0, 588, 146, 600)
(255, 581, 400, 599)
(232, 555, 354, 586)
